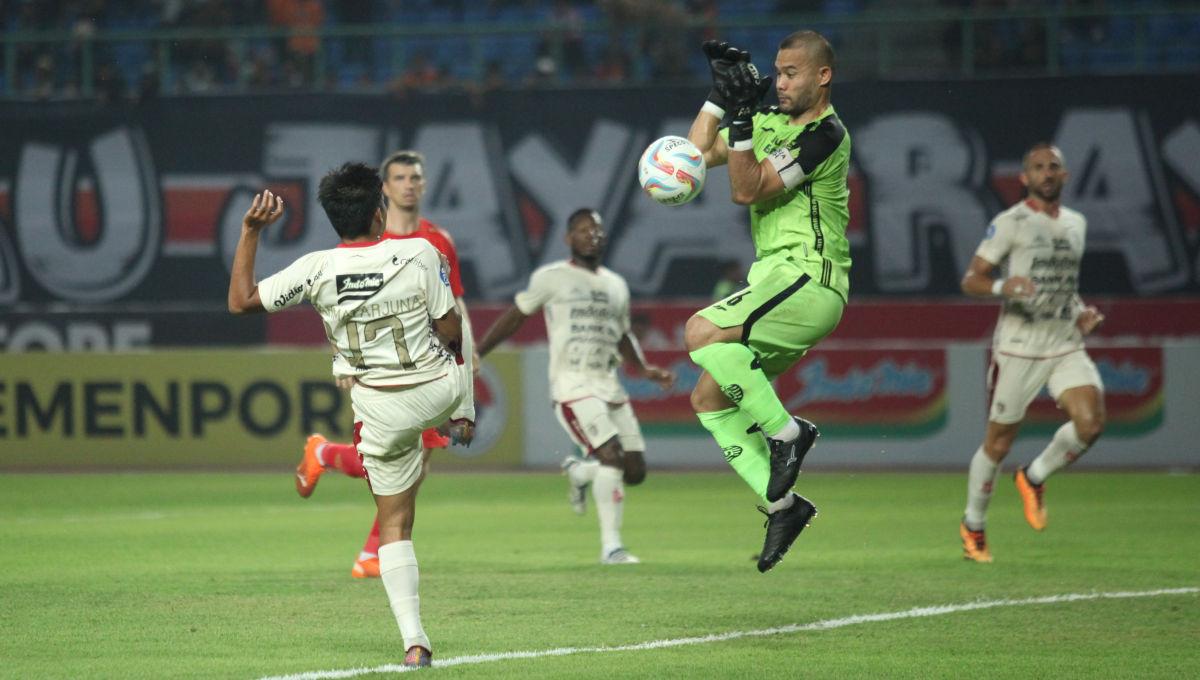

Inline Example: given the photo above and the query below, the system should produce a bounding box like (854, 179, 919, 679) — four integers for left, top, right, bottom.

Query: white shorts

(352, 375, 460, 496)
(988, 350, 1103, 424)
(554, 397, 646, 454)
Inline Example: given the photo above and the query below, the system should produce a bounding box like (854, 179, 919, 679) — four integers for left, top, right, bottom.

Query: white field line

(256, 586, 1198, 679)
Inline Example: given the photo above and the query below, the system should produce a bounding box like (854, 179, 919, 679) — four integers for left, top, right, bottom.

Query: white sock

(378, 540, 431, 653)
(357, 550, 375, 562)
(963, 446, 999, 530)
(592, 465, 625, 556)
(567, 457, 600, 486)
(767, 417, 800, 442)
(766, 493, 796, 513)
(1027, 421, 1087, 485)
(315, 442, 329, 467)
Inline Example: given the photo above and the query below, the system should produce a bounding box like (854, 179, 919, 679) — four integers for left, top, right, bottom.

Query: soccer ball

(637, 136, 706, 206)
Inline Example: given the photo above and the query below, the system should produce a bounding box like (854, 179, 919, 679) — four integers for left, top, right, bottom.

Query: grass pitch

(1, 470, 1197, 679)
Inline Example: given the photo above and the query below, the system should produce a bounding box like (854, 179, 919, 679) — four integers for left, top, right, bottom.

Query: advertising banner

(0, 350, 523, 470)
(526, 343, 1199, 469)
(621, 348, 950, 439)
(1021, 347, 1164, 437)
(774, 348, 949, 438)
(1, 75, 1198, 312)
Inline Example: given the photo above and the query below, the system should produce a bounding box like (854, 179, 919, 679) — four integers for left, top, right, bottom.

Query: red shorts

(422, 427, 450, 449)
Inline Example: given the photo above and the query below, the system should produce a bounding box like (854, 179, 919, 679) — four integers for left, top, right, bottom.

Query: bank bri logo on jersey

(336, 273, 383, 304)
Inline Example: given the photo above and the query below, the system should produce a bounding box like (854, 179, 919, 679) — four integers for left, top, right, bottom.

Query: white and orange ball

(637, 136, 707, 206)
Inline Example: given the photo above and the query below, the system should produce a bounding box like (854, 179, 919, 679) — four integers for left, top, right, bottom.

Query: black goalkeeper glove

(702, 40, 748, 118)
(725, 61, 772, 151)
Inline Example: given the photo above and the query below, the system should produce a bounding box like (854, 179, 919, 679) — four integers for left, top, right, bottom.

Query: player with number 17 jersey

(257, 237, 458, 387)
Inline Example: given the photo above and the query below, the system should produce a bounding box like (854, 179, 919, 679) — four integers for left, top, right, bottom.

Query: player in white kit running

(477, 208, 675, 565)
(227, 163, 472, 668)
(958, 143, 1107, 563)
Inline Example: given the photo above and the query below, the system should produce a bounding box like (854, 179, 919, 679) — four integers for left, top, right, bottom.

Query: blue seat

(483, 34, 540, 81)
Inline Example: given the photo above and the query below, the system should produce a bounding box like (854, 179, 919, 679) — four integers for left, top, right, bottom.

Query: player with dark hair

(477, 208, 675, 564)
(958, 142, 1106, 563)
(228, 162, 470, 668)
(686, 30, 852, 573)
(293, 150, 476, 579)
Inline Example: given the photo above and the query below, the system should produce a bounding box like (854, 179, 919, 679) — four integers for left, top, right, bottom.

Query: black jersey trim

(792, 116, 847, 176)
(740, 273, 812, 345)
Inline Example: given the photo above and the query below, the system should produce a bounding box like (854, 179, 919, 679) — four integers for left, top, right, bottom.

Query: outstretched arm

(228, 190, 285, 314)
(618, 333, 676, 390)
(477, 305, 530, 358)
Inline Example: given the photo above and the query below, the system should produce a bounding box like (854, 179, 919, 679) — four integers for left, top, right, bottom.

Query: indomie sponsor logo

(336, 273, 384, 303)
(570, 306, 613, 320)
(337, 273, 383, 292)
(790, 358, 936, 407)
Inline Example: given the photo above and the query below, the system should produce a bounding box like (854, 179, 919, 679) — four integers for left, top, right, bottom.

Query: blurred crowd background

(2, 0, 1198, 103)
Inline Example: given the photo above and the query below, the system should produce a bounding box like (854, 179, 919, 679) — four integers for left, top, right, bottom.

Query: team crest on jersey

(722, 445, 743, 462)
(336, 272, 383, 303)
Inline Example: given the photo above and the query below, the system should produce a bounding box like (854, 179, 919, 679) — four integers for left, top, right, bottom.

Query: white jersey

(975, 200, 1088, 358)
(257, 238, 457, 387)
(514, 260, 631, 403)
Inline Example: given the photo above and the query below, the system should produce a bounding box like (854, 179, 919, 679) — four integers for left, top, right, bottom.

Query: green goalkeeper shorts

(696, 254, 845, 379)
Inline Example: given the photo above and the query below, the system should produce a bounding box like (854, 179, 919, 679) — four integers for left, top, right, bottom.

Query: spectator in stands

(182, 58, 217, 92)
(467, 58, 506, 108)
(525, 53, 558, 87)
(95, 61, 126, 103)
(268, 0, 325, 85)
(30, 53, 56, 100)
(594, 40, 631, 83)
(600, 0, 691, 82)
(136, 62, 160, 102)
(388, 52, 445, 96)
(541, 0, 587, 80)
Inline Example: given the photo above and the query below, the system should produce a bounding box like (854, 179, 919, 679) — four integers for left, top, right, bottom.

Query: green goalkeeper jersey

(722, 105, 852, 301)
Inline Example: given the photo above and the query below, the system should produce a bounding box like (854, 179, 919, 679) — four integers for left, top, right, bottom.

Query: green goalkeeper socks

(690, 342, 791, 436)
(696, 407, 770, 500)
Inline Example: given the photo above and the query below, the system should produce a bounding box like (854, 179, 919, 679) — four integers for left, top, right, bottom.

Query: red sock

(360, 518, 380, 558)
(324, 442, 366, 478)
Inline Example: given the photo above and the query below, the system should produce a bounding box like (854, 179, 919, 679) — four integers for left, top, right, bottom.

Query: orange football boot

(351, 556, 380, 579)
(1014, 467, 1047, 531)
(960, 521, 993, 563)
(295, 433, 327, 499)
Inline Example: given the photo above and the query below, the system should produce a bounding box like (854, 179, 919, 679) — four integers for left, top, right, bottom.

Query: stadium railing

(1, 5, 1198, 98)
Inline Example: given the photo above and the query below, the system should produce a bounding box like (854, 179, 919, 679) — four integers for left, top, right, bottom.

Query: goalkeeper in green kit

(685, 31, 852, 573)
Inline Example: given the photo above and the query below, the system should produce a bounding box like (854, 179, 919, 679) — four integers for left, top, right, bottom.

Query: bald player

(958, 142, 1106, 563)
(686, 31, 852, 573)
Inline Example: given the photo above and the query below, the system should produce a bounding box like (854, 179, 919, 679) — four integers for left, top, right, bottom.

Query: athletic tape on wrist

(992, 279, 1005, 296)
(701, 100, 726, 119)
(730, 138, 754, 152)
